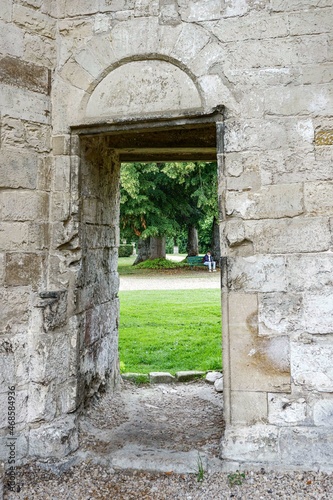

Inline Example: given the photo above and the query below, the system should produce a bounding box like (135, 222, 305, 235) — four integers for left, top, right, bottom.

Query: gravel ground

(4, 382, 333, 499)
(5, 463, 333, 499)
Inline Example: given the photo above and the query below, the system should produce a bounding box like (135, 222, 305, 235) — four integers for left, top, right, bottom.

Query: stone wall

(0, 0, 333, 469)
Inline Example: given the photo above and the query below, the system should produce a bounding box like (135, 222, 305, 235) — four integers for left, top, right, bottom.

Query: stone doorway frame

(68, 107, 227, 422)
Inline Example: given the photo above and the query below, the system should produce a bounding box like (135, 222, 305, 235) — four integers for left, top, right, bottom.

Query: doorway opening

(118, 158, 222, 379)
(74, 110, 225, 472)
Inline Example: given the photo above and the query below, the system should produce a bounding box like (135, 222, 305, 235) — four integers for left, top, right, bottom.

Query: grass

(119, 288, 222, 374)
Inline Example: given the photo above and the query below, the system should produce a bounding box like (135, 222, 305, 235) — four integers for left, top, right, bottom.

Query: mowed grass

(119, 289, 222, 374)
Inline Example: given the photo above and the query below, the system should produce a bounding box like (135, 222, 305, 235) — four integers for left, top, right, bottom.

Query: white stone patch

(265, 336, 290, 372)
(302, 293, 333, 334)
(85, 60, 201, 119)
(292, 341, 333, 392)
(94, 13, 111, 33)
(295, 119, 314, 143)
(228, 255, 287, 293)
(313, 400, 333, 427)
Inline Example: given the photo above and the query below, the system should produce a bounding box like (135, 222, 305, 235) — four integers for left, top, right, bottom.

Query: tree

(120, 161, 218, 263)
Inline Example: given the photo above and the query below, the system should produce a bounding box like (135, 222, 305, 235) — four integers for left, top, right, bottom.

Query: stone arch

(84, 58, 203, 121)
(53, 18, 237, 132)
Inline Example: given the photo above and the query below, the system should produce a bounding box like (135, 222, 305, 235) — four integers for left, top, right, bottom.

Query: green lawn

(119, 289, 222, 374)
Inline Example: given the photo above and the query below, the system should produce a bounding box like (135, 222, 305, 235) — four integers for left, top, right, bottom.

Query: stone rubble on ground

(206, 371, 223, 384)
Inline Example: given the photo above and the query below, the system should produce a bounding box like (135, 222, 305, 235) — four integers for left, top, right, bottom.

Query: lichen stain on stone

(246, 312, 290, 377)
(315, 130, 333, 146)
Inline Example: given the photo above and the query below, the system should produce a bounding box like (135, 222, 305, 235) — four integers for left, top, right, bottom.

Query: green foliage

(227, 471, 246, 487)
(118, 244, 134, 257)
(119, 289, 222, 374)
(120, 161, 218, 247)
(134, 258, 188, 270)
(197, 454, 205, 482)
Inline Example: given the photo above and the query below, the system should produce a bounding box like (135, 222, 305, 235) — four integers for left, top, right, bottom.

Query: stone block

(188, 42, 226, 78)
(28, 222, 50, 251)
(179, 0, 221, 21)
(134, 0, 159, 17)
(0, 149, 38, 189)
(229, 293, 290, 393)
(0, 333, 29, 387)
(0, 389, 28, 426)
(0, 223, 30, 252)
(159, 1, 180, 26)
(291, 339, 333, 392)
(226, 184, 304, 220)
(279, 427, 333, 467)
(312, 399, 333, 427)
(315, 129, 333, 145)
(305, 182, 333, 215)
(227, 255, 287, 293)
(29, 415, 78, 459)
(254, 218, 331, 254)
(59, 60, 94, 91)
(264, 85, 333, 117)
(13, 4, 56, 38)
(170, 23, 210, 65)
(0, 56, 50, 95)
(5, 253, 44, 289)
(27, 382, 57, 423)
(149, 372, 176, 384)
(268, 394, 307, 425)
(222, 424, 280, 463)
(1, 191, 49, 222)
(65, 0, 99, 16)
(287, 254, 333, 292)
(58, 378, 78, 414)
(29, 331, 71, 383)
(86, 34, 117, 70)
(85, 300, 119, 347)
(0, 0, 11, 21)
(0, 83, 50, 125)
(302, 292, 333, 334)
(24, 33, 56, 69)
(208, 11, 289, 42)
(53, 156, 71, 191)
(100, 0, 134, 11)
(0, 287, 30, 334)
(52, 135, 70, 156)
(231, 391, 268, 425)
(49, 192, 70, 222)
(75, 47, 105, 79)
(0, 21, 24, 58)
(271, 0, 332, 11)
(259, 292, 303, 335)
(288, 9, 333, 36)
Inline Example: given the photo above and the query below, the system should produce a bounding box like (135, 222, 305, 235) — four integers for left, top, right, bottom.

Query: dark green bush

(119, 244, 133, 257)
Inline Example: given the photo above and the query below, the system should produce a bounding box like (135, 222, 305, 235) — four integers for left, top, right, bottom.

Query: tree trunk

(211, 216, 221, 264)
(133, 236, 166, 264)
(186, 225, 199, 256)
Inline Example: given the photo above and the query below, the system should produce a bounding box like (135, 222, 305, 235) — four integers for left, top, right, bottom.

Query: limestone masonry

(0, 0, 333, 471)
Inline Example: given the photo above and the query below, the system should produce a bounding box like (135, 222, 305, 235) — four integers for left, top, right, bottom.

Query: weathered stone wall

(1, 0, 333, 469)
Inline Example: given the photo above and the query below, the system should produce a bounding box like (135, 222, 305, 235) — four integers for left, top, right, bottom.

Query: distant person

(203, 251, 216, 272)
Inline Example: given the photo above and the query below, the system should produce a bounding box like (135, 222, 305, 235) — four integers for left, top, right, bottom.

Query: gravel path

(119, 272, 220, 291)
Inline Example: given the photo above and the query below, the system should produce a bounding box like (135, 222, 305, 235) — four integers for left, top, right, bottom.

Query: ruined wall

(1, 0, 333, 469)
